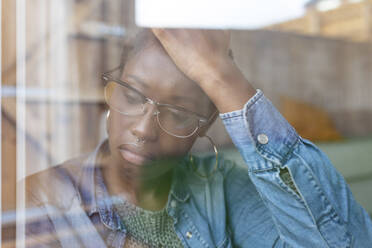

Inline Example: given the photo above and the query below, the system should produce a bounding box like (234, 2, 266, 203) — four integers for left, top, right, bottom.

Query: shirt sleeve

(219, 89, 372, 247)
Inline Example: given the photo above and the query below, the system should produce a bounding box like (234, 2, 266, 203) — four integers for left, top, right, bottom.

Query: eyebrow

(125, 74, 149, 89)
(170, 95, 198, 105)
(125, 74, 199, 109)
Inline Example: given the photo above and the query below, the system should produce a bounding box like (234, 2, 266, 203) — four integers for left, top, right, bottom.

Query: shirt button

(171, 200, 177, 208)
(257, 134, 269, 144)
(186, 231, 192, 239)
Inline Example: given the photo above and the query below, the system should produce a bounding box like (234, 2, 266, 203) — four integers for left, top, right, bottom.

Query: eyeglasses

(102, 66, 215, 138)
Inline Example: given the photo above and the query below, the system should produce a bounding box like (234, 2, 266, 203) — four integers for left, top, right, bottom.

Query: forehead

(120, 42, 212, 115)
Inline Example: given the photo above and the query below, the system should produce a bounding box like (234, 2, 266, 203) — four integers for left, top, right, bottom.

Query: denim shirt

(25, 90, 372, 248)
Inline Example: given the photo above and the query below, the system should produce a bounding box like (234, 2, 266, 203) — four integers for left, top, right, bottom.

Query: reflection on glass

(2, 0, 372, 247)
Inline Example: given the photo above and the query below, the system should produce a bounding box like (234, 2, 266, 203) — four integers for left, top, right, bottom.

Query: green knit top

(112, 196, 184, 248)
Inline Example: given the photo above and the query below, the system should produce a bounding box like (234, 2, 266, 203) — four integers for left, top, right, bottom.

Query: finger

(151, 28, 173, 51)
(151, 28, 166, 38)
(151, 28, 186, 53)
(151, 28, 175, 41)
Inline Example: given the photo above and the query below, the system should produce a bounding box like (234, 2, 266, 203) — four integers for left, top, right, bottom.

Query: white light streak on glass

(16, 0, 26, 247)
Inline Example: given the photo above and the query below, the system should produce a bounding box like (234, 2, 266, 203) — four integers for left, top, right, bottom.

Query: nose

(130, 103, 159, 142)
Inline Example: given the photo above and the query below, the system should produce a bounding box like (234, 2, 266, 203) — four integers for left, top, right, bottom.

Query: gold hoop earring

(106, 110, 110, 134)
(106, 110, 110, 121)
(189, 135, 219, 178)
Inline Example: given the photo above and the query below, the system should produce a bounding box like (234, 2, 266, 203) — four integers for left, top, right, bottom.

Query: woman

(25, 29, 372, 247)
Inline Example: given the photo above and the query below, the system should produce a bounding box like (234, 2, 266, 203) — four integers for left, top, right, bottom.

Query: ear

(197, 111, 219, 137)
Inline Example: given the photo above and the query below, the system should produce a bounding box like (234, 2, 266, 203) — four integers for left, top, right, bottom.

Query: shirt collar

(76, 139, 120, 230)
(169, 158, 191, 203)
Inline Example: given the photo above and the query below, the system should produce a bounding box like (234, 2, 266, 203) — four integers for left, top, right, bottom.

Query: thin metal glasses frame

(101, 66, 216, 138)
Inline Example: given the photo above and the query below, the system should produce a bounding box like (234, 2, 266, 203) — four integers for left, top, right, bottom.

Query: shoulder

(25, 154, 90, 210)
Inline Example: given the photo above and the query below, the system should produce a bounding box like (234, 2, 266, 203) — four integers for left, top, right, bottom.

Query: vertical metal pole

(16, 0, 26, 247)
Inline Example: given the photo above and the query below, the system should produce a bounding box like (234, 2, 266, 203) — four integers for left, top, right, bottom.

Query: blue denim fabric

(81, 89, 372, 247)
(26, 90, 372, 247)
(219, 89, 372, 247)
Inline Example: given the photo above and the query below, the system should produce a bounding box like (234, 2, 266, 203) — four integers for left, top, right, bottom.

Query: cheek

(108, 115, 120, 132)
(107, 110, 196, 157)
(107, 112, 132, 142)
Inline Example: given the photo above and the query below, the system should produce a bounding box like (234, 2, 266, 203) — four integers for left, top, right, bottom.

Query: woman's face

(106, 40, 214, 173)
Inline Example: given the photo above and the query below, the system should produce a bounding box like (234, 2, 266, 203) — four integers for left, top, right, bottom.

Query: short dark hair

(119, 28, 155, 72)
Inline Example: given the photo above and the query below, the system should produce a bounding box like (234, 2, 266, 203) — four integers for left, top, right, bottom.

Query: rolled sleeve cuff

(219, 89, 300, 169)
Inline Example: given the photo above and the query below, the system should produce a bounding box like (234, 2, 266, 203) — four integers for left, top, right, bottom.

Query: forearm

(198, 58, 256, 113)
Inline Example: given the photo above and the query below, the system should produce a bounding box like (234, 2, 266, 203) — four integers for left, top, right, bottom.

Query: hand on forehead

(121, 30, 216, 117)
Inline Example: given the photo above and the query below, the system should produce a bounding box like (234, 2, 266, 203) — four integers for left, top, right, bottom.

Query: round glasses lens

(104, 81, 145, 115)
(157, 106, 200, 137)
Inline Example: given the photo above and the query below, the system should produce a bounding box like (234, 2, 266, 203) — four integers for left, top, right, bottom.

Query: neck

(100, 152, 176, 210)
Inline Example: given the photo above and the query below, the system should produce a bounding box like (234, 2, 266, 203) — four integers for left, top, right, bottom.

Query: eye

(116, 85, 143, 105)
(168, 108, 189, 121)
(124, 91, 141, 104)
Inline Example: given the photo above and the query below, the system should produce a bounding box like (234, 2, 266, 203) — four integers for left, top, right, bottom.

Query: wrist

(198, 58, 257, 113)
(200, 57, 249, 90)
(198, 56, 234, 86)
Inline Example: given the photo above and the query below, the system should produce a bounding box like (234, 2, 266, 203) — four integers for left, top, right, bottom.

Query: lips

(118, 144, 155, 166)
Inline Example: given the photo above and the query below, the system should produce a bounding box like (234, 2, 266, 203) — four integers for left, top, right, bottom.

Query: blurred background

(2, 0, 372, 245)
